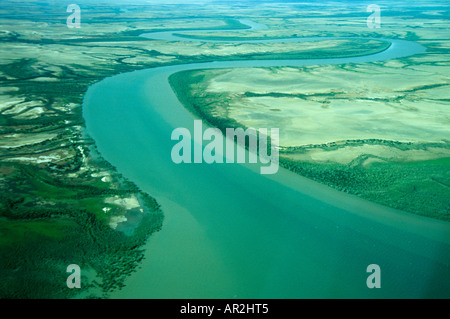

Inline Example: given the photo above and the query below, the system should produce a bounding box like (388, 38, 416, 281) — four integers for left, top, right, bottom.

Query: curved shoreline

(83, 20, 449, 298)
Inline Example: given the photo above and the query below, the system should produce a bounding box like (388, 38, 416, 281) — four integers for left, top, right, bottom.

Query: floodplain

(0, 0, 448, 298)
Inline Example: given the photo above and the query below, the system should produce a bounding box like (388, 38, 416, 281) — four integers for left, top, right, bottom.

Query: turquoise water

(82, 21, 449, 298)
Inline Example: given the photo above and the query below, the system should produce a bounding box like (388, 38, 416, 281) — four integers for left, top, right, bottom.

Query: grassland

(168, 2, 449, 221)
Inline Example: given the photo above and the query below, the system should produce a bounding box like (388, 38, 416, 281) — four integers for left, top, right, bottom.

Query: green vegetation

(166, 38, 391, 62)
(170, 70, 245, 133)
(281, 150, 450, 221)
(1, 0, 449, 298)
(169, 66, 450, 221)
(0, 1, 177, 298)
(0, 156, 163, 298)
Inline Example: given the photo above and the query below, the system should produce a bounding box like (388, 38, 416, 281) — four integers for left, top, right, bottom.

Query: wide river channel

(82, 20, 449, 298)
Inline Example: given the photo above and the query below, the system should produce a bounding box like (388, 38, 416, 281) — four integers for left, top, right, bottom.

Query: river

(82, 20, 449, 298)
